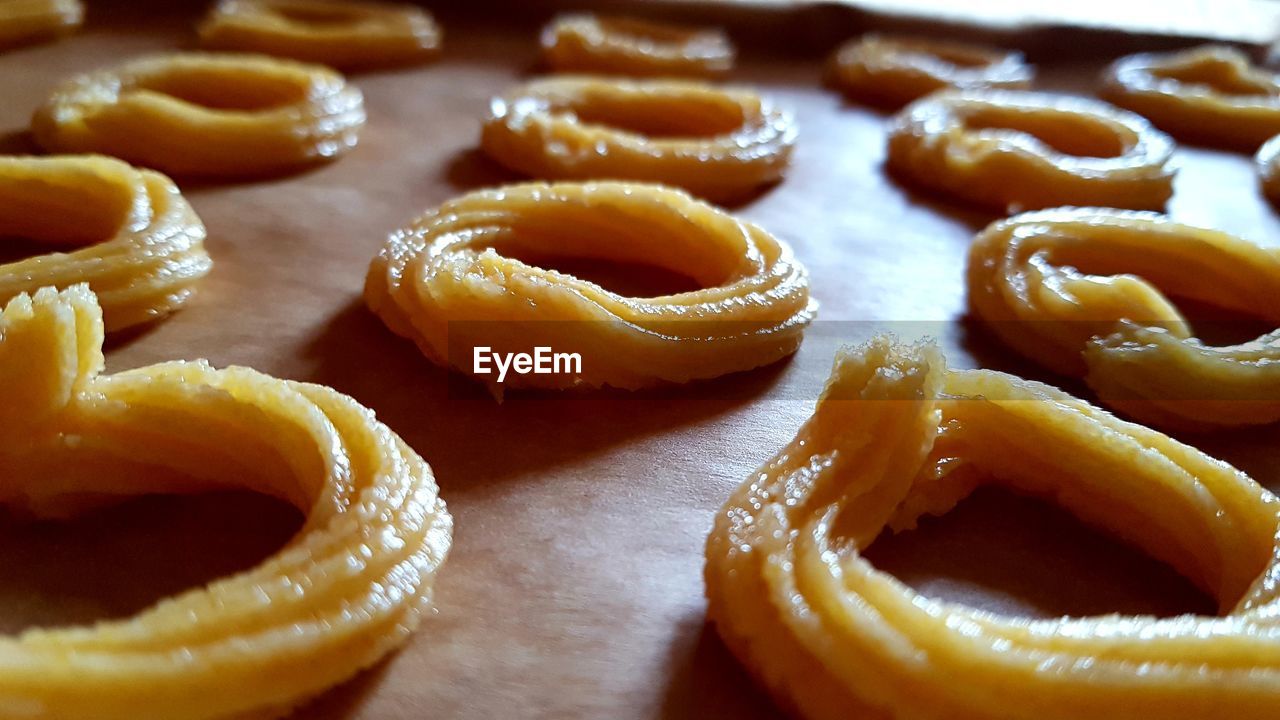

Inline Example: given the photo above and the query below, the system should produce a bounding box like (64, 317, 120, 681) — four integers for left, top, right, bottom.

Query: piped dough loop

(887, 89, 1175, 211)
(541, 14, 734, 78)
(0, 154, 209, 331)
(482, 76, 795, 202)
(198, 0, 442, 70)
(827, 34, 1032, 107)
(968, 206, 1280, 429)
(0, 0, 81, 49)
(1102, 44, 1280, 150)
(32, 52, 365, 177)
(0, 285, 452, 719)
(364, 181, 815, 392)
(706, 335, 1280, 720)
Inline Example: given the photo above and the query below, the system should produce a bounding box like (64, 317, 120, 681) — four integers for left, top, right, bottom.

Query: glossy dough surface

(706, 335, 1280, 720)
(365, 181, 815, 392)
(968, 206, 1280, 429)
(0, 155, 209, 331)
(482, 76, 795, 202)
(0, 285, 452, 719)
(0, 0, 80, 49)
(887, 89, 1175, 211)
(32, 52, 365, 177)
(198, 0, 441, 70)
(1256, 133, 1280, 205)
(828, 33, 1032, 107)
(541, 14, 733, 78)
(1102, 44, 1280, 150)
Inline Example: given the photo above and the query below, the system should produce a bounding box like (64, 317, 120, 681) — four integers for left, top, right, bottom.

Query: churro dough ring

(32, 52, 365, 178)
(541, 14, 733, 78)
(706, 335, 1280, 720)
(827, 34, 1032, 107)
(198, 0, 441, 70)
(0, 155, 209, 331)
(482, 76, 795, 202)
(0, 285, 452, 719)
(887, 89, 1175, 211)
(364, 181, 814, 392)
(968, 206, 1280, 429)
(1102, 45, 1280, 150)
(1256, 133, 1280, 204)
(0, 0, 81, 49)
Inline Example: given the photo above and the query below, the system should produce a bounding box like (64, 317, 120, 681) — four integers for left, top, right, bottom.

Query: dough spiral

(887, 89, 1175, 211)
(365, 181, 814, 392)
(827, 34, 1032, 107)
(968, 206, 1280, 429)
(1102, 45, 1280, 150)
(0, 154, 209, 331)
(541, 14, 733, 78)
(0, 0, 81, 49)
(481, 76, 795, 202)
(32, 52, 365, 177)
(706, 335, 1280, 720)
(0, 284, 452, 719)
(198, 0, 442, 70)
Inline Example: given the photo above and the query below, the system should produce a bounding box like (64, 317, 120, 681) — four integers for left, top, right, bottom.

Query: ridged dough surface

(0, 285, 452, 720)
(198, 0, 441, 70)
(541, 14, 733, 78)
(1102, 45, 1280, 150)
(32, 52, 365, 177)
(365, 181, 815, 392)
(828, 33, 1032, 108)
(0, 154, 209, 331)
(968, 206, 1280, 429)
(706, 335, 1280, 720)
(481, 76, 795, 202)
(887, 89, 1174, 211)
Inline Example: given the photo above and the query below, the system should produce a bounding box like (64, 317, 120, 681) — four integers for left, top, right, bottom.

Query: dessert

(0, 285, 452, 719)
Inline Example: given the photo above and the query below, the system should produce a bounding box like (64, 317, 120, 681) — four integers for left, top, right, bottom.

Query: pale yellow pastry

(1102, 44, 1280, 150)
(541, 14, 733, 78)
(365, 181, 814, 392)
(198, 0, 441, 70)
(707, 335, 1280, 720)
(32, 52, 365, 177)
(969, 206, 1280, 429)
(0, 154, 209, 331)
(887, 89, 1175, 211)
(0, 284, 452, 719)
(828, 33, 1032, 107)
(482, 76, 795, 202)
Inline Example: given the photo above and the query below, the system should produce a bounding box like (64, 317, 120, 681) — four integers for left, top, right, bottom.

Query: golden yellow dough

(32, 52, 365, 177)
(968, 206, 1280, 429)
(887, 89, 1175, 211)
(0, 154, 209, 331)
(541, 14, 733, 78)
(365, 181, 815, 393)
(1256, 133, 1280, 205)
(1102, 45, 1280, 150)
(828, 34, 1032, 108)
(0, 285, 452, 719)
(0, 0, 81, 50)
(198, 0, 441, 70)
(482, 76, 795, 202)
(706, 335, 1280, 720)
